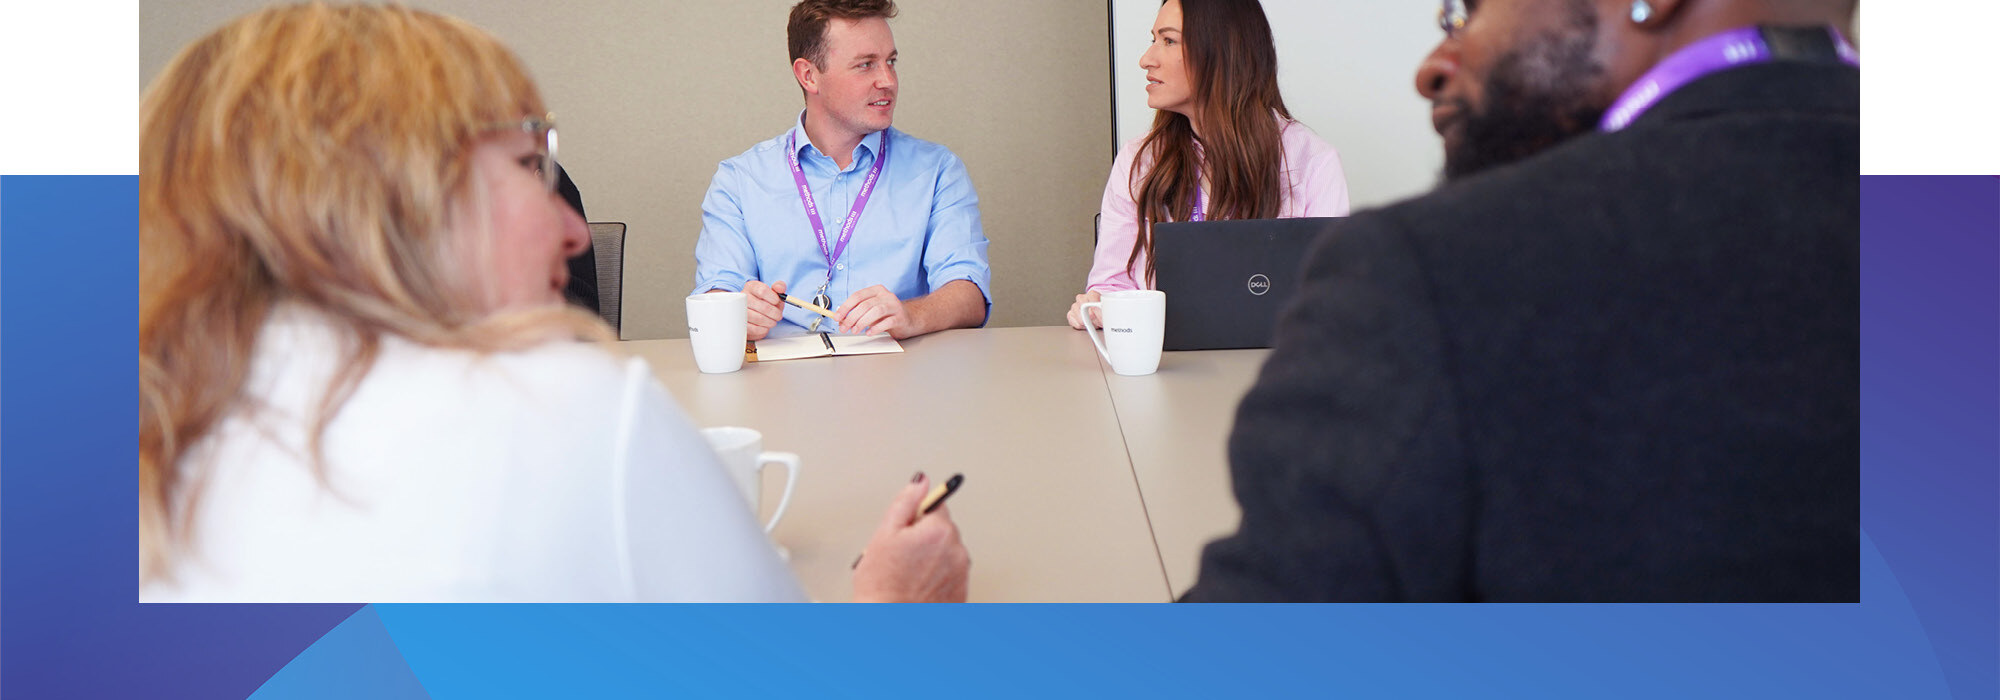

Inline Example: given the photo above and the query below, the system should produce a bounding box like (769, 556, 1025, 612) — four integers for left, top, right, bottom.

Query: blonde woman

(139, 3, 967, 602)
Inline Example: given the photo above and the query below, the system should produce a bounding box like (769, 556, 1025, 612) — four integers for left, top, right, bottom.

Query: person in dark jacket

(1181, 0, 1859, 602)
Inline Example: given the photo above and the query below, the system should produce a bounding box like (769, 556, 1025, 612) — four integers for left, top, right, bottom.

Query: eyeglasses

(487, 112, 559, 192)
(1438, 0, 1469, 38)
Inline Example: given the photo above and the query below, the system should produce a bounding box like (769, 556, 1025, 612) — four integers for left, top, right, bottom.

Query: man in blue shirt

(693, 0, 991, 340)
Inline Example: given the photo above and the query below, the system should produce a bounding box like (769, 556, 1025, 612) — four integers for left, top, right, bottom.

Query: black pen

(853, 473, 965, 569)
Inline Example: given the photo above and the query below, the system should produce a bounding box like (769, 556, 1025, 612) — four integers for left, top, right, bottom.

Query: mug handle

(1080, 301, 1112, 363)
(756, 451, 800, 533)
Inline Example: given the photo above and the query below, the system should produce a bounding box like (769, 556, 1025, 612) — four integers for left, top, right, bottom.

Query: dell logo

(1247, 274, 1271, 295)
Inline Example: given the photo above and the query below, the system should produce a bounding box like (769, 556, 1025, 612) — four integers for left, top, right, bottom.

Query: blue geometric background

(1, 175, 1992, 698)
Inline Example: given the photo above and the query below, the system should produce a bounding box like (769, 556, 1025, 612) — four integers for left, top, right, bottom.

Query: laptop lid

(1151, 217, 1333, 351)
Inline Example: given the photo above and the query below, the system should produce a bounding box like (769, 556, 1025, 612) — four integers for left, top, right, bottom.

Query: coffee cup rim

(699, 425, 761, 451)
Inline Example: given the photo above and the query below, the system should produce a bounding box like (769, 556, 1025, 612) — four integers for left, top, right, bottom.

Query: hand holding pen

(775, 290, 838, 321)
(850, 472, 970, 603)
(736, 280, 789, 341)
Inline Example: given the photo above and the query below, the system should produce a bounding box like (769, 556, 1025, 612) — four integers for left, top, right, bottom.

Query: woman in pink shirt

(1068, 0, 1350, 329)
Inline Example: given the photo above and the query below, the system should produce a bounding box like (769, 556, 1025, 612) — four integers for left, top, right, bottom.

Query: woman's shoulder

(1117, 133, 1151, 156)
(1110, 133, 1154, 177)
(1278, 117, 1341, 160)
(1270, 117, 1350, 216)
(374, 336, 645, 421)
(254, 306, 648, 431)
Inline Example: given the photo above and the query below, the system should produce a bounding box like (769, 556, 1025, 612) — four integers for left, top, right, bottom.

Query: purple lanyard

(1188, 137, 1208, 221)
(786, 129, 891, 285)
(1600, 26, 1858, 132)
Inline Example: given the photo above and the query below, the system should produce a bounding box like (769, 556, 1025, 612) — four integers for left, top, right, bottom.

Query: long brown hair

(139, 3, 606, 581)
(1128, 0, 1292, 285)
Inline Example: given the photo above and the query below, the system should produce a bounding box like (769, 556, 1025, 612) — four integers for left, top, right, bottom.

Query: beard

(1441, 2, 1610, 182)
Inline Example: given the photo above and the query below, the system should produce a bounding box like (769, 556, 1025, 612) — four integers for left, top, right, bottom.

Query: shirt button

(836, 263, 846, 271)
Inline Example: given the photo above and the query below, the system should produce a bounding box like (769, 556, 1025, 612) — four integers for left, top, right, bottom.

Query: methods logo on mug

(1111, 327, 1133, 333)
(688, 326, 699, 334)
(1247, 274, 1271, 295)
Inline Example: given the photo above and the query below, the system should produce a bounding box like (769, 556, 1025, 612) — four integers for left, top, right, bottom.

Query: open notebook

(746, 333, 904, 362)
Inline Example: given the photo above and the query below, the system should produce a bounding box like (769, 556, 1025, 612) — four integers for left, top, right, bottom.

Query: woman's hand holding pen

(851, 472, 970, 603)
(738, 280, 788, 341)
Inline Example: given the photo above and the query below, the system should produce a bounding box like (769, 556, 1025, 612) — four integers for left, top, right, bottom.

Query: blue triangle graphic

(250, 605, 430, 699)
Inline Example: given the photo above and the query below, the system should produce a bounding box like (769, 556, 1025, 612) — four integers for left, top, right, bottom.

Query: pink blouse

(1086, 118, 1350, 292)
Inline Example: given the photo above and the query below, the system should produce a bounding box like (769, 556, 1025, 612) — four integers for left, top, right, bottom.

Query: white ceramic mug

(686, 292, 748, 374)
(699, 426, 799, 533)
(1081, 289, 1166, 376)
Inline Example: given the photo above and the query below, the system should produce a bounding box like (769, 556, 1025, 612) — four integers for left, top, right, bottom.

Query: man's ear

(1621, 0, 1687, 29)
(793, 57, 819, 96)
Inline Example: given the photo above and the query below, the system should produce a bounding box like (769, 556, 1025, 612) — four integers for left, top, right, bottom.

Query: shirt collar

(790, 110, 885, 168)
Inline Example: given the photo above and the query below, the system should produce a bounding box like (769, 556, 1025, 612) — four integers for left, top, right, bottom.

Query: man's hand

(834, 285, 908, 337)
(736, 280, 787, 341)
(829, 280, 985, 339)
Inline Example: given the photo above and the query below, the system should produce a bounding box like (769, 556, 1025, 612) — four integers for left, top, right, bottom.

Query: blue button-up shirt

(693, 115, 992, 337)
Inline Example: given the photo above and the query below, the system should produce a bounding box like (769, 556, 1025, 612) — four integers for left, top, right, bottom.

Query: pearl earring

(1630, 0, 1653, 23)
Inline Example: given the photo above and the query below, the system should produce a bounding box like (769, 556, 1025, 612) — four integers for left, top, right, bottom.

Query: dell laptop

(1150, 217, 1335, 351)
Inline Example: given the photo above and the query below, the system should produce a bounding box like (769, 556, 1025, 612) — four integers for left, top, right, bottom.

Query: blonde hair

(139, 2, 609, 581)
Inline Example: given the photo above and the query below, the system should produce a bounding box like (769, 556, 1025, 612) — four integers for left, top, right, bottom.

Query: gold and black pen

(852, 473, 965, 569)
(776, 292, 837, 320)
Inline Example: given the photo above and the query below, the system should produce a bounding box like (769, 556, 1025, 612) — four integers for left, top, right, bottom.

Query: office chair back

(587, 222, 626, 336)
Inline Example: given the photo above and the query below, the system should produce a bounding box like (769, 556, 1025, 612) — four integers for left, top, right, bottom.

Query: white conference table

(1097, 345, 1270, 595)
(619, 326, 1268, 602)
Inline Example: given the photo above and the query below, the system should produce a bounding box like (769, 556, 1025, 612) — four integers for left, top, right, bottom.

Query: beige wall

(141, 1, 1112, 338)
